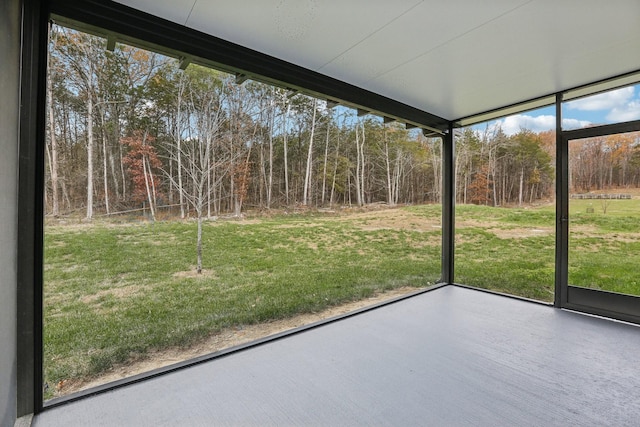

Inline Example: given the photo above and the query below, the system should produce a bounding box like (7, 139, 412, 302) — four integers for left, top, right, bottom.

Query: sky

(476, 84, 640, 136)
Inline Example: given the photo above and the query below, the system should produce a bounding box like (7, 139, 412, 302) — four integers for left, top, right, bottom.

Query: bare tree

(354, 120, 366, 206)
(46, 24, 61, 217)
(321, 111, 331, 206)
(303, 98, 318, 206)
(163, 113, 230, 272)
(383, 124, 394, 206)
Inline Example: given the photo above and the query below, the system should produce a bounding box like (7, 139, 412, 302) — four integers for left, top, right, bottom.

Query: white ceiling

(113, 0, 640, 122)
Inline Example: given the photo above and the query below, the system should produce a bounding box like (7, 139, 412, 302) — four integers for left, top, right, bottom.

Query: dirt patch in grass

(457, 219, 553, 239)
(172, 269, 217, 279)
(490, 227, 553, 239)
(274, 222, 324, 229)
(607, 233, 640, 243)
(570, 224, 598, 235)
(207, 217, 263, 226)
(56, 286, 421, 396)
(79, 285, 149, 304)
(457, 219, 501, 229)
(336, 208, 440, 232)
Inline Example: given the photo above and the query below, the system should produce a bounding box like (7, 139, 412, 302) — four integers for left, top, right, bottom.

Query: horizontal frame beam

(562, 119, 640, 141)
(565, 286, 640, 325)
(456, 69, 640, 129)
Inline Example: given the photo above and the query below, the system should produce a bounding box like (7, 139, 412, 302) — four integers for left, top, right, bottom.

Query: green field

(44, 199, 640, 397)
(568, 198, 640, 296)
(454, 198, 640, 298)
(44, 206, 443, 397)
(454, 203, 556, 300)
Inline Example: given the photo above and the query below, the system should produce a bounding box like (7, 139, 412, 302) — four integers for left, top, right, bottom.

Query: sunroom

(3, 0, 640, 425)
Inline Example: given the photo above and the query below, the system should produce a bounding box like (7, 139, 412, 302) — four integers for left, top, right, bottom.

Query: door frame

(558, 118, 640, 324)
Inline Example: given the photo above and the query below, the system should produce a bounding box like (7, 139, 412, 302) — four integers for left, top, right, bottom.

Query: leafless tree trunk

(429, 139, 441, 202)
(283, 103, 290, 206)
(321, 116, 331, 206)
(142, 155, 156, 221)
(196, 213, 203, 274)
(207, 153, 212, 218)
(303, 98, 318, 206)
(266, 95, 275, 208)
(356, 125, 364, 206)
(46, 42, 60, 217)
(330, 132, 340, 207)
(358, 122, 366, 205)
(384, 126, 393, 205)
(99, 108, 110, 214)
(518, 166, 524, 206)
(176, 75, 187, 218)
(86, 89, 94, 220)
(355, 122, 363, 206)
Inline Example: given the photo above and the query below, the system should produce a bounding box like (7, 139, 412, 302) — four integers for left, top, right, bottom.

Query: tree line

(46, 26, 443, 221)
(46, 25, 640, 221)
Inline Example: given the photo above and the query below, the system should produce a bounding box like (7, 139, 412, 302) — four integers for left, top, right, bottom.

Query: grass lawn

(44, 206, 442, 397)
(454, 198, 640, 299)
(454, 204, 556, 301)
(569, 198, 640, 295)
(44, 199, 640, 397)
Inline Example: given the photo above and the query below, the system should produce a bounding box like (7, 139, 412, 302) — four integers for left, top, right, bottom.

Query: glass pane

(568, 132, 640, 296)
(563, 83, 640, 130)
(44, 24, 441, 399)
(455, 112, 556, 302)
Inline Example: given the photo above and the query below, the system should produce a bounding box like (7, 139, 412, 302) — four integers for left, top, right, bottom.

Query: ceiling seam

(316, 0, 424, 73)
(184, 0, 198, 25)
(362, 0, 535, 85)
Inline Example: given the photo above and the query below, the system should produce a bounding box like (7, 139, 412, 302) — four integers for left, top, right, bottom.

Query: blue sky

(476, 84, 640, 136)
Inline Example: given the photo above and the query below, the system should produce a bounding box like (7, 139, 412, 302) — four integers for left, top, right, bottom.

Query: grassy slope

(453, 199, 640, 299)
(44, 208, 442, 389)
(569, 199, 640, 295)
(454, 204, 556, 301)
(44, 200, 640, 392)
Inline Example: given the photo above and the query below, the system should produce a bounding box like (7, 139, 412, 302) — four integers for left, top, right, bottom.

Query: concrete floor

(33, 285, 640, 426)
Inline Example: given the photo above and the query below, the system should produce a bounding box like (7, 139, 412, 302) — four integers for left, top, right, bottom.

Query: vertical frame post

(554, 93, 568, 307)
(17, 0, 48, 416)
(441, 123, 455, 284)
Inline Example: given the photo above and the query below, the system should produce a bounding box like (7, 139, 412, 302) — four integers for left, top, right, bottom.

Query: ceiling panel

(114, 0, 195, 25)
(112, 0, 640, 122)
(317, 0, 530, 86)
(365, 0, 640, 119)
(185, 0, 423, 71)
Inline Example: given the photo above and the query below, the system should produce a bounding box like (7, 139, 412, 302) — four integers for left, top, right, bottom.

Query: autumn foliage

(121, 131, 162, 204)
(468, 164, 492, 205)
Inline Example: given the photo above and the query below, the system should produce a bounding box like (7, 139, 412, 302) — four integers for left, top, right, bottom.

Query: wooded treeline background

(45, 26, 640, 219)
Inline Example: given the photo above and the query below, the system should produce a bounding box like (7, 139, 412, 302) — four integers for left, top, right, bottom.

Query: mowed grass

(453, 198, 640, 300)
(44, 199, 640, 396)
(454, 204, 556, 300)
(569, 198, 640, 295)
(44, 207, 442, 395)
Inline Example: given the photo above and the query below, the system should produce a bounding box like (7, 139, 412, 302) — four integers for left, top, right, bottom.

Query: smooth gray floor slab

(34, 286, 640, 426)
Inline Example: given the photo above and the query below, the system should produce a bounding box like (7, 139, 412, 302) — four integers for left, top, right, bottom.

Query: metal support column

(17, 0, 48, 415)
(441, 123, 455, 284)
(554, 93, 568, 307)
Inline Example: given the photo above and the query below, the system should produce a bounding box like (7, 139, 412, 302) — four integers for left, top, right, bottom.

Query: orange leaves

(468, 163, 492, 205)
(121, 130, 162, 203)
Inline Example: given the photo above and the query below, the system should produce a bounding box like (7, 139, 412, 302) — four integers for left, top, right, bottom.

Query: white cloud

(606, 99, 640, 122)
(487, 114, 591, 136)
(562, 118, 592, 130)
(492, 114, 555, 135)
(565, 87, 634, 111)
(483, 85, 639, 135)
